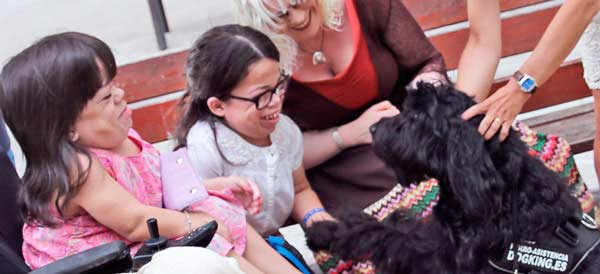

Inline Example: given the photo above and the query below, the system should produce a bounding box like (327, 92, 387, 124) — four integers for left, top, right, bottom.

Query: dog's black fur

(306, 83, 600, 274)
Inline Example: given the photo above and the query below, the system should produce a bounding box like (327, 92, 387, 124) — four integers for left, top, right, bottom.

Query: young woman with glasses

(174, 24, 334, 266)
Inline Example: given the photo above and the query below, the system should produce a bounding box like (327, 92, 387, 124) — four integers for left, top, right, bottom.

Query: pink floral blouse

(23, 129, 162, 269)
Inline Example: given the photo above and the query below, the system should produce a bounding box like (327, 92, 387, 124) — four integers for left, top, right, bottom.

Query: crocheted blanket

(314, 122, 596, 274)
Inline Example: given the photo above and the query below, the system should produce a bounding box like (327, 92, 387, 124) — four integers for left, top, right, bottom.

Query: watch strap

(512, 70, 537, 94)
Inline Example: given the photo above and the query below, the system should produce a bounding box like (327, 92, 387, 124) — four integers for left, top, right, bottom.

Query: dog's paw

(305, 220, 340, 251)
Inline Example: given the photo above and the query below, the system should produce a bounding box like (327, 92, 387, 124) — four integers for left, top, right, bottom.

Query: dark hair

(174, 24, 280, 152)
(0, 32, 117, 225)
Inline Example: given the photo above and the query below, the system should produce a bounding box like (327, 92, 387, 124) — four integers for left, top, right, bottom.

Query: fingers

(483, 117, 503, 140)
(247, 180, 262, 203)
(234, 178, 263, 215)
(248, 181, 263, 215)
(462, 103, 483, 121)
(499, 122, 511, 141)
(380, 106, 400, 118)
(476, 113, 494, 136)
(305, 212, 336, 227)
(371, 100, 393, 110)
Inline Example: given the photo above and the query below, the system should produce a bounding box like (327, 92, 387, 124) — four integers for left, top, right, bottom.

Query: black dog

(306, 84, 600, 274)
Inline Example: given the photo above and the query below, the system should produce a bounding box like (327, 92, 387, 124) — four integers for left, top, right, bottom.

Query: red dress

(283, 0, 448, 214)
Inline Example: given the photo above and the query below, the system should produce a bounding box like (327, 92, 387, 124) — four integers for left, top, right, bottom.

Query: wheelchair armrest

(29, 241, 132, 274)
(167, 220, 218, 248)
(132, 220, 218, 269)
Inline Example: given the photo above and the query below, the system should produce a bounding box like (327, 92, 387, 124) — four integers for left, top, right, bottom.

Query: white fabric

(581, 12, 600, 89)
(137, 247, 245, 274)
(186, 114, 303, 235)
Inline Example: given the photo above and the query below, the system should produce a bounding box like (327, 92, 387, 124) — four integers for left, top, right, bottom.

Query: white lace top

(186, 114, 303, 235)
(581, 12, 600, 89)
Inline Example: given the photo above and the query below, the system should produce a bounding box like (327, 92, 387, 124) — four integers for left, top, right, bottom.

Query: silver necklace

(300, 28, 327, 66)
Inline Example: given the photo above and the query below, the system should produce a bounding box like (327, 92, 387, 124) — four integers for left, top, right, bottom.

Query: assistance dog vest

(489, 213, 599, 274)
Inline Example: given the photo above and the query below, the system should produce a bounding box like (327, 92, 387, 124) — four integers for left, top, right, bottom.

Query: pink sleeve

(206, 234, 235, 256)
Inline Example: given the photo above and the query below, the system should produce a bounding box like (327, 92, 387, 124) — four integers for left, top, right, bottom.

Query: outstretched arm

(455, 0, 502, 102)
(290, 165, 334, 226)
(462, 0, 600, 141)
(71, 156, 229, 242)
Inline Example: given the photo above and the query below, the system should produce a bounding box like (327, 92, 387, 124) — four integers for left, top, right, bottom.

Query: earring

(69, 130, 79, 142)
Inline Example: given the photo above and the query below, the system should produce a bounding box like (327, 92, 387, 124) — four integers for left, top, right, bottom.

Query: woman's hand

(408, 71, 447, 89)
(462, 79, 530, 141)
(204, 176, 263, 215)
(304, 211, 335, 227)
(341, 100, 400, 146)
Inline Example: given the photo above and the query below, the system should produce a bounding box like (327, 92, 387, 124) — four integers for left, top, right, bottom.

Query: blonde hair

(233, 0, 345, 73)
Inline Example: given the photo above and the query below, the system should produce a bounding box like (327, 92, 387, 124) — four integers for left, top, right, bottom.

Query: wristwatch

(512, 70, 537, 94)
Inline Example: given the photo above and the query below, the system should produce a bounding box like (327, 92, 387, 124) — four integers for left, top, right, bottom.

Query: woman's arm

(290, 165, 334, 226)
(381, 0, 448, 84)
(302, 101, 399, 169)
(71, 156, 227, 242)
(463, 0, 600, 140)
(455, 0, 502, 102)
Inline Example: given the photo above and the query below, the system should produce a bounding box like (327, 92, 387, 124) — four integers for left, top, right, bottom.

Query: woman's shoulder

(273, 114, 302, 148)
(352, 0, 391, 28)
(186, 121, 217, 145)
(276, 114, 301, 134)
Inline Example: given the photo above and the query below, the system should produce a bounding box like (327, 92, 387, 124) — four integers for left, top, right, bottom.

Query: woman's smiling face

(216, 58, 287, 146)
(263, 0, 322, 41)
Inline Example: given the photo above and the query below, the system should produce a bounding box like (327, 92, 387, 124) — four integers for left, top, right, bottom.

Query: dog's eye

(369, 125, 377, 134)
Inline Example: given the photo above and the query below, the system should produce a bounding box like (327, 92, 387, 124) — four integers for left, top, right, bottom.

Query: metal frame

(147, 0, 170, 50)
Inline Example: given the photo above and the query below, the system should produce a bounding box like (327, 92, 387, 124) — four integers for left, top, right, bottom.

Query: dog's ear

(439, 109, 505, 221)
(403, 84, 504, 219)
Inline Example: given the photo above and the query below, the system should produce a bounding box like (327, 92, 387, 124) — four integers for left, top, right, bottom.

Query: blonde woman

(233, 0, 448, 214)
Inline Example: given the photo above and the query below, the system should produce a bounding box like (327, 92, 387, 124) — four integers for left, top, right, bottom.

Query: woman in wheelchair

(0, 32, 299, 274)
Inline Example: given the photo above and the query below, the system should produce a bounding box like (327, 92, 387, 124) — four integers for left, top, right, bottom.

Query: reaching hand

(461, 79, 531, 141)
(408, 71, 447, 89)
(205, 176, 263, 215)
(342, 100, 400, 146)
(305, 211, 335, 227)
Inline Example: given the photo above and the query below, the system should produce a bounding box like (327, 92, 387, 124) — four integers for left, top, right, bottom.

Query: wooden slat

(523, 102, 595, 154)
(431, 6, 558, 70)
(131, 100, 178, 144)
(403, 0, 549, 30)
(115, 3, 558, 103)
(132, 60, 591, 144)
(114, 51, 188, 103)
(490, 60, 590, 113)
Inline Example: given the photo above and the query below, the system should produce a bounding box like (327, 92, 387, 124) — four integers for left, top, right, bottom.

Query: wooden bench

(107, 1, 597, 270)
(115, 0, 594, 154)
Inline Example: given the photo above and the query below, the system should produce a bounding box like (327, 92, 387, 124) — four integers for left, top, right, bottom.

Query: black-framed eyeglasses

(228, 73, 291, 110)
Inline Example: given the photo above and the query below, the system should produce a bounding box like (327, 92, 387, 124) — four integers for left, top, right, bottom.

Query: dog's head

(372, 83, 505, 219)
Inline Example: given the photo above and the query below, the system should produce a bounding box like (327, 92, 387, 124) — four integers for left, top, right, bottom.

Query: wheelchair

(0, 149, 217, 274)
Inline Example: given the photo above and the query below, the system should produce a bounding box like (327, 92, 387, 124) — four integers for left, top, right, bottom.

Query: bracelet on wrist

(183, 210, 193, 234)
(331, 127, 347, 150)
(303, 207, 326, 226)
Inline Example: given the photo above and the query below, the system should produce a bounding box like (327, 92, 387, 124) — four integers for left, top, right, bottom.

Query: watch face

(522, 78, 535, 92)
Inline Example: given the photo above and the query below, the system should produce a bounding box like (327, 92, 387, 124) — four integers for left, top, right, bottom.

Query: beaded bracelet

(303, 207, 326, 226)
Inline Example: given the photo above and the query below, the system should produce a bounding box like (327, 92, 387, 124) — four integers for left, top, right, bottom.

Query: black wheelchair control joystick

(144, 218, 168, 252)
